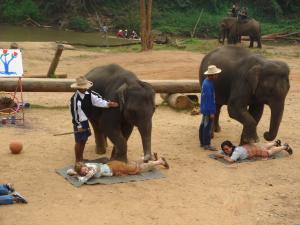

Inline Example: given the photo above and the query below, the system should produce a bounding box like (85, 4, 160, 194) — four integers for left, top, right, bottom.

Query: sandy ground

(0, 42, 300, 225)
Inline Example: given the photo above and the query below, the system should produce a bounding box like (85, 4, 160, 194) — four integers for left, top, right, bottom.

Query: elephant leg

(108, 130, 128, 162)
(228, 103, 258, 144)
(90, 118, 107, 154)
(257, 38, 262, 48)
(121, 122, 134, 140)
(247, 104, 265, 142)
(214, 104, 222, 132)
(249, 36, 254, 48)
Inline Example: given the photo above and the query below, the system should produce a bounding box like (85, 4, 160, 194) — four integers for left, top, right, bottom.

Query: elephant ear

(116, 83, 128, 111)
(246, 65, 261, 94)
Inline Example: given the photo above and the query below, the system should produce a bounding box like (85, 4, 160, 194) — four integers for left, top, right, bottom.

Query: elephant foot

(95, 145, 106, 155)
(110, 155, 128, 162)
(240, 135, 259, 145)
(264, 132, 275, 141)
(143, 153, 152, 163)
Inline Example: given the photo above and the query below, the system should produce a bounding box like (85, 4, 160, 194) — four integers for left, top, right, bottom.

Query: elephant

(199, 46, 290, 144)
(218, 17, 262, 48)
(83, 64, 155, 162)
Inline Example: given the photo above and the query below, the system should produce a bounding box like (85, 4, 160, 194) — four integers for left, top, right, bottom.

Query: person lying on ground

(0, 183, 27, 205)
(213, 139, 293, 163)
(67, 153, 169, 183)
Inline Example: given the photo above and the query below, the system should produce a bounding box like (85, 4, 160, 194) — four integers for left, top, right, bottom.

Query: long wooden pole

(47, 44, 64, 77)
(0, 78, 200, 93)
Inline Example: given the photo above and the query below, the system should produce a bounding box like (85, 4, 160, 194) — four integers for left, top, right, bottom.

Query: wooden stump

(167, 93, 193, 109)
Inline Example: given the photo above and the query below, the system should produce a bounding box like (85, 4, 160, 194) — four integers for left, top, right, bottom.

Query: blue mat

(56, 158, 166, 187)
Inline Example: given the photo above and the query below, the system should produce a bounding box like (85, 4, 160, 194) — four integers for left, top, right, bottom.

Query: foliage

(0, 0, 299, 36)
(0, 0, 40, 23)
(69, 17, 91, 32)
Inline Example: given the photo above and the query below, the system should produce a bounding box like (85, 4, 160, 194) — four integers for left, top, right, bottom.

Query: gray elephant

(199, 46, 290, 144)
(83, 64, 155, 162)
(219, 17, 262, 48)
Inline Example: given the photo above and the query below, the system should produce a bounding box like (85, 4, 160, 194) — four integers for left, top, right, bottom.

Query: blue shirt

(200, 79, 216, 116)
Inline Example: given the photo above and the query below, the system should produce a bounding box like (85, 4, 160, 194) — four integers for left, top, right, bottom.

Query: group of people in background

(230, 3, 249, 21)
(116, 29, 138, 39)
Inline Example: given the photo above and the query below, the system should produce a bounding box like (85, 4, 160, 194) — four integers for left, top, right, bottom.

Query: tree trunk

(140, 0, 153, 51)
(140, 0, 147, 51)
(146, 0, 153, 49)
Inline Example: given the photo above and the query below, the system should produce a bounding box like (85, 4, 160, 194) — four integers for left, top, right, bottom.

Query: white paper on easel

(0, 49, 23, 77)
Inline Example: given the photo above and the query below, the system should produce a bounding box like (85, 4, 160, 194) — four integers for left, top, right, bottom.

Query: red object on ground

(9, 141, 23, 154)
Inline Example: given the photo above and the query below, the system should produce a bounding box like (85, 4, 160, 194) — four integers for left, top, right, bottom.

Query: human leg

(0, 184, 10, 195)
(199, 116, 205, 146)
(74, 141, 87, 162)
(201, 116, 215, 150)
(0, 195, 14, 205)
(261, 139, 281, 150)
(139, 158, 169, 172)
(267, 144, 292, 156)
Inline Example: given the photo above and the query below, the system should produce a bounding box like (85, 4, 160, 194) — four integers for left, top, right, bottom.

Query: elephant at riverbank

(83, 64, 155, 162)
(199, 46, 290, 144)
(219, 17, 262, 48)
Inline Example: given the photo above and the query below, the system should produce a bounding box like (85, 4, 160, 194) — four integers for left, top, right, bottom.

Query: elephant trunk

(138, 121, 152, 162)
(264, 101, 284, 141)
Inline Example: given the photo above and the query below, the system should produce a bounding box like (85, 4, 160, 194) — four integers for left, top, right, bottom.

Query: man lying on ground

(67, 153, 169, 183)
(213, 139, 293, 163)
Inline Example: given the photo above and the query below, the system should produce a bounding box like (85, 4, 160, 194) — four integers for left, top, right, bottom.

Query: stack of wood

(261, 32, 300, 41)
(160, 93, 198, 110)
(242, 32, 300, 42)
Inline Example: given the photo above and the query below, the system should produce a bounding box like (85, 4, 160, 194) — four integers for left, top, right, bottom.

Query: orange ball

(9, 141, 23, 154)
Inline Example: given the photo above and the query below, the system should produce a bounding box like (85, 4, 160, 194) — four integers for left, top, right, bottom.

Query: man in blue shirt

(199, 65, 221, 150)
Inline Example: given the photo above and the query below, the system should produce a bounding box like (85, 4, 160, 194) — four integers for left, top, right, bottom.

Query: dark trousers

(199, 115, 212, 146)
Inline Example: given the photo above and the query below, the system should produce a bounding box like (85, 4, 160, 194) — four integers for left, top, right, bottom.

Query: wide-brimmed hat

(204, 65, 222, 75)
(70, 76, 93, 89)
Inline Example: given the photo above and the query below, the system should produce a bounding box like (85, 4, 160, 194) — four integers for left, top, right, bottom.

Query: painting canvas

(0, 49, 23, 77)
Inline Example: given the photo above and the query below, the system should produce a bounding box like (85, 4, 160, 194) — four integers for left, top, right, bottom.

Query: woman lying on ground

(213, 139, 293, 163)
(67, 153, 169, 183)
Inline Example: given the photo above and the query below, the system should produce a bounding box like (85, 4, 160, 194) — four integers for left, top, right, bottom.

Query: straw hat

(204, 65, 222, 75)
(70, 76, 93, 89)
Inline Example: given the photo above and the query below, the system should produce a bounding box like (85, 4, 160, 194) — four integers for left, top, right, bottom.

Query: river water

(0, 25, 136, 46)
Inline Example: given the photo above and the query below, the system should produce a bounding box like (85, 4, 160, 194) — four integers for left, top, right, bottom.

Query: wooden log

(47, 44, 64, 78)
(160, 93, 169, 101)
(167, 94, 193, 109)
(0, 78, 200, 93)
(25, 73, 67, 78)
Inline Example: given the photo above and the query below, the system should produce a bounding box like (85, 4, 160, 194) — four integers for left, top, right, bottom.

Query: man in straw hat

(70, 76, 119, 163)
(199, 65, 221, 151)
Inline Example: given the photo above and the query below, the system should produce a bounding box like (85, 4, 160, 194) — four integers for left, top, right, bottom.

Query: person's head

(221, 140, 234, 155)
(74, 162, 90, 176)
(204, 65, 222, 80)
(70, 76, 93, 92)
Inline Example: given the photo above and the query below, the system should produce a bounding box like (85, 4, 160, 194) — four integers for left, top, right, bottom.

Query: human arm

(91, 91, 119, 108)
(213, 153, 235, 163)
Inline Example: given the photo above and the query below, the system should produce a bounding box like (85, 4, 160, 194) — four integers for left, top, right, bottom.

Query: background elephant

(219, 17, 262, 48)
(199, 46, 290, 144)
(83, 64, 155, 162)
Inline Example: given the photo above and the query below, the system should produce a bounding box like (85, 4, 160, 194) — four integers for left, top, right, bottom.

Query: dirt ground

(0, 42, 299, 225)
